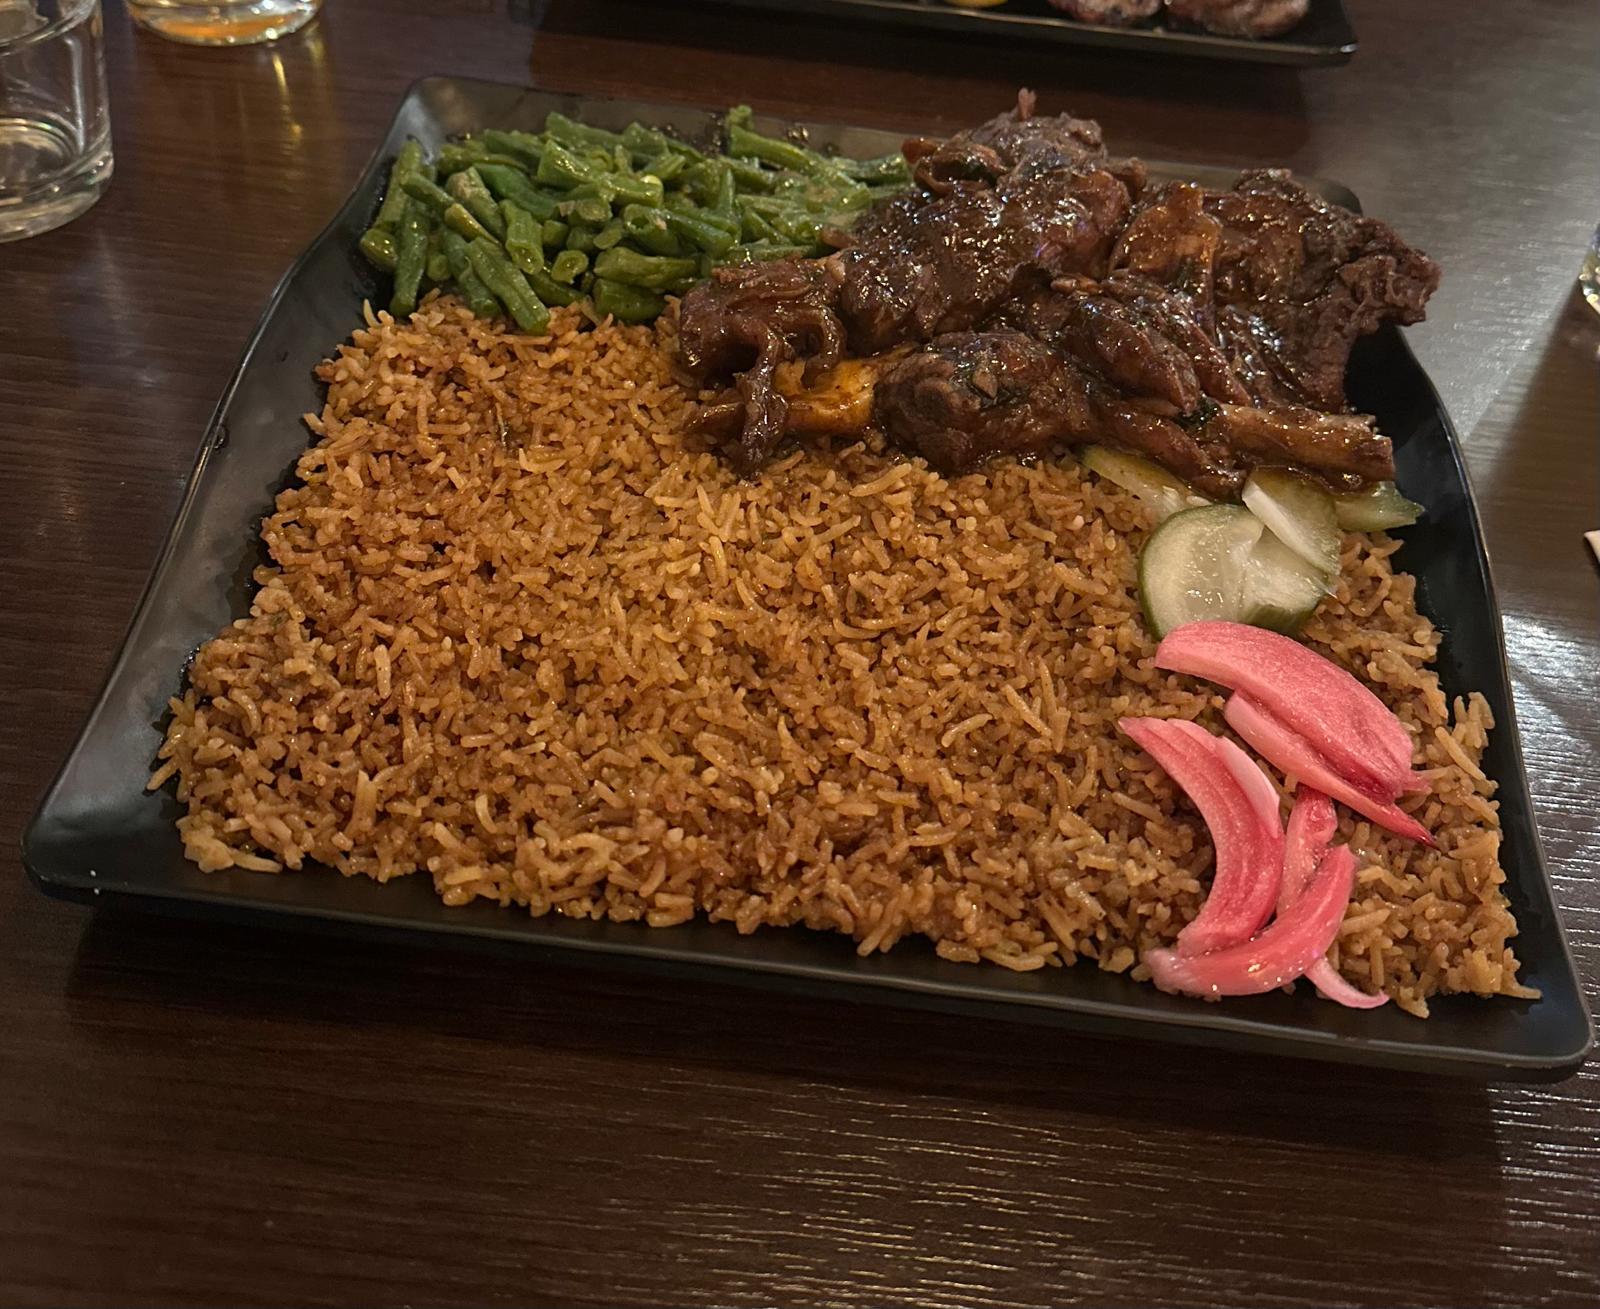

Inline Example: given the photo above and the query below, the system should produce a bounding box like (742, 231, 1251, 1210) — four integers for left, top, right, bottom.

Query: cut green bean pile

(358, 106, 910, 330)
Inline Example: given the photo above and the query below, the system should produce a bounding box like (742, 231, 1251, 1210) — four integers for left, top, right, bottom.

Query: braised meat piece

(1002, 274, 1249, 412)
(1048, 0, 1161, 25)
(676, 259, 845, 472)
(1204, 169, 1441, 411)
(873, 331, 1092, 472)
(902, 90, 1108, 195)
(874, 330, 1246, 495)
(1164, 0, 1309, 37)
(1111, 181, 1223, 316)
(1199, 403, 1393, 488)
(836, 162, 1136, 355)
(677, 100, 1433, 495)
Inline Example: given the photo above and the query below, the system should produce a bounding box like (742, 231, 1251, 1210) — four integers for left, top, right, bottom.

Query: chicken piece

(1164, 0, 1309, 37)
(1198, 403, 1394, 488)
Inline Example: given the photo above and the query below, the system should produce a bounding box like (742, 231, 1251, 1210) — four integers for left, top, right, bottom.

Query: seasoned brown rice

(151, 296, 1534, 1017)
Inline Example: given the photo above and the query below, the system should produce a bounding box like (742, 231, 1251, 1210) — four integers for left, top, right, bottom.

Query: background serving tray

(677, 0, 1357, 66)
(22, 77, 1590, 1080)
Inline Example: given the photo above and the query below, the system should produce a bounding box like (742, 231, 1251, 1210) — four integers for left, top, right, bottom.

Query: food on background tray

(1039, 0, 1309, 37)
(151, 97, 1534, 1019)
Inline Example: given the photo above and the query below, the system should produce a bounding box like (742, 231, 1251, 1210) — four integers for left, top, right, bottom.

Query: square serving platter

(23, 77, 1591, 1079)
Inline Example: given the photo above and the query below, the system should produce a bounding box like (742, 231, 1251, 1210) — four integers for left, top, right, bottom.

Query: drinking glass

(0, 0, 111, 242)
(126, 0, 321, 46)
(1581, 224, 1600, 317)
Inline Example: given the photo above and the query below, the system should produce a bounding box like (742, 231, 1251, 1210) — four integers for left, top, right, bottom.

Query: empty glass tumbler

(125, 0, 321, 46)
(0, 0, 111, 242)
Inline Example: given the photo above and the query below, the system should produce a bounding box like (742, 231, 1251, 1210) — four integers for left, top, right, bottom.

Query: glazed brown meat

(1204, 169, 1442, 410)
(1164, 0, 1309, 37)
(835, 160, 1137, 354)
(1048, 0, 1161, 27)
(675, 259, 845, 472)
(675, 98, 1435, 492)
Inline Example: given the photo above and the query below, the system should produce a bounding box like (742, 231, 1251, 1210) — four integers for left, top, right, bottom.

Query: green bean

(832, 151, 912, 187)
(358, 226, 398, 272)
(536, 141, 664, 207)
(592, 247, 699, 292)
(544, 110, 627, 154)
(524, 264, 581, 307)
(723, 155, 776, 194)
(439, 201, 492, 244)
(436, 142, 524, 175)
(425, 229, 451, 284)
(726, 240, 812, 263)
(738, 205, 779, 242)
(445, 167, 506, 239)
(560, 191, 612, 226)
(593, 219, 626, 251)
(550, 248, 589, 284)
(466, 237, 550, 334)
(440, 230, 501, 320)
(643, 152, 685, 183)
(501, 199, 546, 274)
(622, 203, 734, 256)
(618, 205, 687, 256)
(535, 139, 590, 190)
(591, 277, 665, 323)
(565, 224, 599, 254)
(726, 119, 817, 177)
(373, 139, 424, 231)
(621, 120, 705, 165)
(480, 128, 545, 169)
(476, 163, 558, 220)
(540, 219, 570, 248)
(389, 198, 431, 318)
(401, 172, 455, 216)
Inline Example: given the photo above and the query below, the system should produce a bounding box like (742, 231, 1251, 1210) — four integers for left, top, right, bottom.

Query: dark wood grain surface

(4, 1, 1599, 1304)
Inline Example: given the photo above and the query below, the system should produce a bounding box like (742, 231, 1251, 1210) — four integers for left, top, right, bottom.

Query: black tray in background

(681, 0, 1357, 66)
(21, 78, 1591, 1080)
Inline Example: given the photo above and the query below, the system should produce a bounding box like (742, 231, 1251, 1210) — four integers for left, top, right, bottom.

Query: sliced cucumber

(1081, 445, 1210, 523)
(1243, 528, 1335, 635)
(1242, 467, 1341, 576)
(1139, 503, 1332, 639)
(1332, 480, 1423, 531)
(1138, 504, 1262, 637)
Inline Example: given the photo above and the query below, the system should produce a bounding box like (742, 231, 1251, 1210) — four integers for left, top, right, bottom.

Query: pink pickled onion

(1284, 788, 1389, 1009)
(1144, 843, 1358, 999)
(1225, 693, 1433, 847)
(1119, 717, 1283, 957)
(1155, 621, 1426, 800)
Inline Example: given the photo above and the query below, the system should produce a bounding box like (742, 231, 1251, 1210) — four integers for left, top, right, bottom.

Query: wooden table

(4, 1, 1598, 1303)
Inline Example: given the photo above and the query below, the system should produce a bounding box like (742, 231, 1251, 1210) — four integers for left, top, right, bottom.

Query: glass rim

(0, 0, 99, 53)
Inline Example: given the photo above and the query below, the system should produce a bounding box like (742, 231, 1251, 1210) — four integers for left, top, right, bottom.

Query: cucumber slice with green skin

(1332, 480, 1423, 531)
(1244, 529, 1335, 635)
(1080, 445, 1210, 523)
(1139, 504, 1262, 637)
(1242, 467, 1341, 576)
(1139, 503, 1331, 639)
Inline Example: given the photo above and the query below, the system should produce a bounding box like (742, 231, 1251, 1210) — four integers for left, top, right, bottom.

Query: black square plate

(23, 78, 1591, 1079)
(680, 0, 1357, 67)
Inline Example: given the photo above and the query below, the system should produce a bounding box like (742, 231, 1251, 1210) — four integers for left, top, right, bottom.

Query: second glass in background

(126, 0, 319, 45)
(0, 0, 111, 241)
